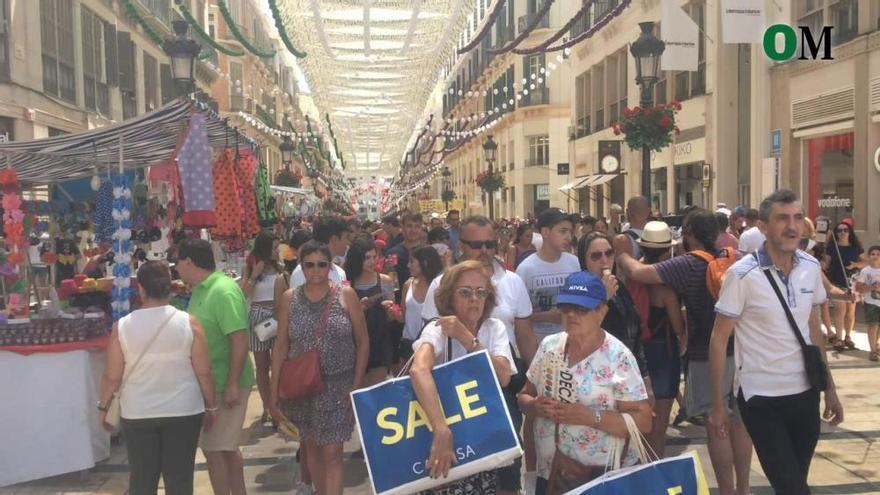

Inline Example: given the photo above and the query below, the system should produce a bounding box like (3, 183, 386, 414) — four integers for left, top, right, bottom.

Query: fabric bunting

(111, 175, 134, 322)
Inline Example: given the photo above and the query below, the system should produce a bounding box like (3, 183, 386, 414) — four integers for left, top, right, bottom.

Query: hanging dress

(255, 162, 278, 227)
(235, 149, 260, 239)
(177, 113, 216, 228)
(211, 148, 243, 240)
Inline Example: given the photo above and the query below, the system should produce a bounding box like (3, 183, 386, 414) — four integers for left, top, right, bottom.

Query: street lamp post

(442, 166, 452, 210)
(630, 21, 665, 200)
(279, 136, 295, 169)
(482, 135, 498, 220)
(163, 21, 201, 96)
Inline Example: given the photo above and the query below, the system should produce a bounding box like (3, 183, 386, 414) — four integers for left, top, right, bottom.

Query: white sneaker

(293, 481, 314, 495)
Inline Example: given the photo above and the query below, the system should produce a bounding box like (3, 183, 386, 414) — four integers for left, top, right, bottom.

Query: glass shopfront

(651, 167, 668, 215)
(675, 162, 704, 212)
(807, 133, 854, 222)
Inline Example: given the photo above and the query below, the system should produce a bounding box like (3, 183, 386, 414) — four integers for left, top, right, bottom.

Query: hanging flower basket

(441, 189, 456, 202)
(613, 101, 682, 152)
(476, 171, 505, 193)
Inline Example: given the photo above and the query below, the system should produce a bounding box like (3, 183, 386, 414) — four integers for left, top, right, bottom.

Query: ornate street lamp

(279, 136, 295, 168)
(163, 21, 201, 95)
(482, 135, 498, 220)
(630, 21, 665, 199)
(441, 166, 452, 210)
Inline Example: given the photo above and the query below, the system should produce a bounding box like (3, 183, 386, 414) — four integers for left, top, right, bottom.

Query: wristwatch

(96, 401, 108, 412)
(593, 408, 602, 426)
(469, 337, 480, 352)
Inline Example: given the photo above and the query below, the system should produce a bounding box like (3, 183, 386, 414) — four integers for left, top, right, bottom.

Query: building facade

(0, 0, 219, 144)
(769, 0, 879, 244)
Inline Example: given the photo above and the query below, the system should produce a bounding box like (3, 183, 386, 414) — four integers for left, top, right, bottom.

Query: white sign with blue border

(350, 350, 522, 495)
(770, 129, 782, 156)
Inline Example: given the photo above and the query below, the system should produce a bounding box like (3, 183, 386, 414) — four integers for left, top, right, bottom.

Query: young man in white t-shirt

(709, 190, 843, 494)
(737, 209, 765, 255)
(516, 208, 581, 341)
(855, 245, 880, 361)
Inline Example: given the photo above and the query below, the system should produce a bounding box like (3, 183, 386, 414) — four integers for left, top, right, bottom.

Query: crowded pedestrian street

(2, 0, 880, 494)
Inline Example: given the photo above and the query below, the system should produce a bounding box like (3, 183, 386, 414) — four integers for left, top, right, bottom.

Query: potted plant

(476, 170, 505, 193)
(613, 100, 682, 152)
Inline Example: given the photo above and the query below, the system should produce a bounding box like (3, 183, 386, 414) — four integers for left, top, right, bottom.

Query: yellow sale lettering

(667, 487, 683, 495)
(376, 380, 488, 445)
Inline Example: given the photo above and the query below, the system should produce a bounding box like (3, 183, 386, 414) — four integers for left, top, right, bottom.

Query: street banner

(351, 350, 522, 495)
(661, 0, 699, 72)
(564, 451, 710, 495)
(721, 0, 766, 44)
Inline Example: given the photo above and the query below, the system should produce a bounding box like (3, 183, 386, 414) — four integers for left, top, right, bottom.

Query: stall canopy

(0, 98, 250, 185)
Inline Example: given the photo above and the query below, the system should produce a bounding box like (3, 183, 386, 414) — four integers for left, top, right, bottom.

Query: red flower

(670, 100, 682, 111)
(660, 116, 673, 128)
(8, 251, 25, 265)
(623, 107, 634, 118)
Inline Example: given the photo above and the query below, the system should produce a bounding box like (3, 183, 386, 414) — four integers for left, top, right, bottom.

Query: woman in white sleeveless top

(99, 261, 216, 495)
(395, 245, 445, 366)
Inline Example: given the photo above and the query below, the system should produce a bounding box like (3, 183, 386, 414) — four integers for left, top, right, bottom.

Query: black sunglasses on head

(461, 239, 498, 250)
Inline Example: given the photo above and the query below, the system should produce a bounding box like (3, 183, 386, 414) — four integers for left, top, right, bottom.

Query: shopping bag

(350, 350, 522, 495)
(563, 451, 710, 495)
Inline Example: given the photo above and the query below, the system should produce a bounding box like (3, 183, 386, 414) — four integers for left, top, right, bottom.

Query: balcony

(521, 87, 550, 107)
(525, 157, 549, 167)
(518, 11, 550, 34)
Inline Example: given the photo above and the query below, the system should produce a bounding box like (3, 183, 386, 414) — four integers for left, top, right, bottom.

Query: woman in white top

(411, 260, 516, 494)
(240, 233, 286, 425)
(393, 245, 444, 368)
(99, 261, 216, 495)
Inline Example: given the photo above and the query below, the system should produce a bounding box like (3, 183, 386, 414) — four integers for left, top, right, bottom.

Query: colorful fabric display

(211, 149, 243, 239)
(110, 175, 134, 321)
(94, 180, 114, 244)
(235, 149, 260, 239)
(177, 113, 216, 228)
(255, 162, 278, 227)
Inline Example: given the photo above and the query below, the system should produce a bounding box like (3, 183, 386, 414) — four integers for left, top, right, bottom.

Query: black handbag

(761, 266, 829, 392)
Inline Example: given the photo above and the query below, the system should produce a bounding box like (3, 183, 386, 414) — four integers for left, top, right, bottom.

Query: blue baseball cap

(556, 271, 607, 311)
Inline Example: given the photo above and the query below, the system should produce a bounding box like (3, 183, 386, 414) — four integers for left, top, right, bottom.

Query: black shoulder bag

(760, 261, 829, 392)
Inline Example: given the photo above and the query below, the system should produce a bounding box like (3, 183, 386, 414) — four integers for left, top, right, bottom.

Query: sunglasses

(589, 249, 615, 262)
(461, 239, 498, 250)
(456, 287, 490, 300)
(302, 261, 330, 270)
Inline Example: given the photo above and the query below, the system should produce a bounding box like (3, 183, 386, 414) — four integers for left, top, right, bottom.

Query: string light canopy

(278, 0, 474, 175)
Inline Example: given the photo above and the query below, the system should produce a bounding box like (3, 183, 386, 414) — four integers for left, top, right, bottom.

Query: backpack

(689, 246, 737, 300)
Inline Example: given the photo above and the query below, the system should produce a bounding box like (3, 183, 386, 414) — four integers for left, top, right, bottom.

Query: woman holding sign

(411, 260, 517, 494)
(269, 241, 370, 495)
(518, 271, 651, 495)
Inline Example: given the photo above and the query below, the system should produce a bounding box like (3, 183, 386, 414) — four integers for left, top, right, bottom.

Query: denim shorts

(644, 337, 682, 400)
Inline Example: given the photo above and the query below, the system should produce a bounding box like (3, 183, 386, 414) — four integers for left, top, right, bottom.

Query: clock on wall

(598, 140, 621, 174)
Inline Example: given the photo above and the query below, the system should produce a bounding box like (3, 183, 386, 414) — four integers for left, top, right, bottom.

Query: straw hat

(637, 221, 678, 249)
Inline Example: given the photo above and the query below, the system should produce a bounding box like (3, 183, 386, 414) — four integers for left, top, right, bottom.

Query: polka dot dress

(178, 113, 216, 228)
(211, 148, 243, 239)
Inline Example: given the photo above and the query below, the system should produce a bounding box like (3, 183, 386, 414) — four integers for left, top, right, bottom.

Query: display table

(0, 348, 110, 487)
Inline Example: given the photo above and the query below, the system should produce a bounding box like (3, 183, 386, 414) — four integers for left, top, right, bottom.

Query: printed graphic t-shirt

(856, 265, 880, 307)
(526, 332, 647, 479)
(515, 252, 581, 340)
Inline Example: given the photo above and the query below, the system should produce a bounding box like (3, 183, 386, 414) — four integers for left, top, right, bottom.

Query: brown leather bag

(546, 422, 629, 495)
(279, 284, 337, 401)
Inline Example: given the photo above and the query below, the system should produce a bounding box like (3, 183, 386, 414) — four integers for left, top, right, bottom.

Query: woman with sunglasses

(411, 260, 516, 494)
(825, 221, 865, 351)
(345, 236, 397, 387)
(518, 271, 651, 494)
(269, 241, 369, 495)
(579, 233, 648, 377)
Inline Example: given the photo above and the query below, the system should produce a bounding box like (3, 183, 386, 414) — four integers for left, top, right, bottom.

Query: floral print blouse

(526, 331, 648, 479)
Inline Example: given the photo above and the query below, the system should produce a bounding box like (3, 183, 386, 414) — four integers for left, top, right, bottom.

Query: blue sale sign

(351, 350, 522, 495)
(565, 451, 710, 495)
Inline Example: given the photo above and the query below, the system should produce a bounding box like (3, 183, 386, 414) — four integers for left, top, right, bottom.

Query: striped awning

(0, 98, 251, 185)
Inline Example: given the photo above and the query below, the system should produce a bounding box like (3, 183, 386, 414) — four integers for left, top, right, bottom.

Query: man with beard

(422, 215, 536, 495)
(615, 209, 753, 495)
(709, 190, 843, 494)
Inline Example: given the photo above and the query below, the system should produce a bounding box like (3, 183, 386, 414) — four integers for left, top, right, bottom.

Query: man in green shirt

(178, 239, 254, 495)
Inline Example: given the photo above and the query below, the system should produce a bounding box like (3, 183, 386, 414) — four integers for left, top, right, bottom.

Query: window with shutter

(160, 63, 174, 104)
(82, 7, 108, 113)
(143, 52, 158, 111)
(104, 21, 118, 87)
(41, 0, 75, 101)
(0, 0, 9, 81)
(117, 31, 137, 119)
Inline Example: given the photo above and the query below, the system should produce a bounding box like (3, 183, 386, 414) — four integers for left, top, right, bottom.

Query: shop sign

(650, 139, 705, 167)
(536, 184, 550, 201)
(770, 129, 782, 155)
(817, 197, 852, 209)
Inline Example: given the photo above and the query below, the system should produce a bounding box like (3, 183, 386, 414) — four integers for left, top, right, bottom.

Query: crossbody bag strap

(755, 254, 809, 351)
(120, 310, 178, 389)
(316, 284, 338, 342)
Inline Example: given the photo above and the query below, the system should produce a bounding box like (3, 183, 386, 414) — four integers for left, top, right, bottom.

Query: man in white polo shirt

(709, 190, 844, 495)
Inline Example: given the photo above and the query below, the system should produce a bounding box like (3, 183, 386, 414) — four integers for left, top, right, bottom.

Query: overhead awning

(585, 173, 619, 187)
(558, 176, 593, 192)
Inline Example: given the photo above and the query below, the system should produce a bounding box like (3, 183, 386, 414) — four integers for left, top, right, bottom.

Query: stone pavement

(3, 330, 879, 495)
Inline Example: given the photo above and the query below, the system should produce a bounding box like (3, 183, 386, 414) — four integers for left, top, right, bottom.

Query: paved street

(3, 329, 879, 495)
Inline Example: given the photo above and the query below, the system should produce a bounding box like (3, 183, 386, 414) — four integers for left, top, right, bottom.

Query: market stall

(0, 96, 278, 487)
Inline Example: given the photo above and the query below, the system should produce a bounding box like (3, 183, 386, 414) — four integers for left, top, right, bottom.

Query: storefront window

(675, 163, 704, 212)
(807, 133, 854, 222)
(534, 184, 550, 215)
(610, 175, 625, 213)
(652, 167, 668, 215)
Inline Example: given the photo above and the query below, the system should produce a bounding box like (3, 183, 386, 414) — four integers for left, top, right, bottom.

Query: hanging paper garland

(110, 175, 134, 322)
(267, 0, 307, 58)
(174, 0, 245, 57)
(218, 0, 277, 59)
(122, 0, 167, 48)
